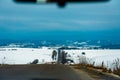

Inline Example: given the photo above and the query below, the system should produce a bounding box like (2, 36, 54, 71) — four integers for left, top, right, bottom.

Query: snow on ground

(0, 47, 54, 64)
(65, 49, 120, 69)
(0, 48, 120, 69)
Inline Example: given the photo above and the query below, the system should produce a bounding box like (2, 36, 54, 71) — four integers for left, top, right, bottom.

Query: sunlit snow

(0, 48, 120, 69)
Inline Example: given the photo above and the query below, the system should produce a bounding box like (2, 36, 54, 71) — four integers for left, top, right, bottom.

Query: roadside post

(57, 48, 61, 64)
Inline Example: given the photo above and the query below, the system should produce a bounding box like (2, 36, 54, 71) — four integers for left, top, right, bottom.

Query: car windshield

(0, 0, 120, 41)
(0, 0, 120, 80)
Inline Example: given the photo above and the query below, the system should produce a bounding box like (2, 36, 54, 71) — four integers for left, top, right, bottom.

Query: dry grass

(113, 68, 120, 76)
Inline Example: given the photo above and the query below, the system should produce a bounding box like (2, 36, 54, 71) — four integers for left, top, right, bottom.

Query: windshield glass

(0, 0, 120, 41)
(0, 0, 120, 80)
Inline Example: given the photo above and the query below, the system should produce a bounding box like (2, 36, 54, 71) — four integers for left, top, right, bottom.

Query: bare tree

(52, 50, 57, 61)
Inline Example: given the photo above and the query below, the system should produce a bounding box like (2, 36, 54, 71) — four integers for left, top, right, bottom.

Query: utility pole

(57, 48, 61, 64)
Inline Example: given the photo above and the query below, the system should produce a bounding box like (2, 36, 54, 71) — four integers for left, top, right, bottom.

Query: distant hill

(0, 40, 120, 49)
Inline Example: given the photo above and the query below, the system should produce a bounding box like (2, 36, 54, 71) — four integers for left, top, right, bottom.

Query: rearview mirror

(14, 0, 110, 8)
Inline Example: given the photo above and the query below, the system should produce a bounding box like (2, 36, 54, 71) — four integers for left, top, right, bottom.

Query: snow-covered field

(0, 47, 53, 64)
(0, 48, 120, 69)
(65, 50, 120, 69)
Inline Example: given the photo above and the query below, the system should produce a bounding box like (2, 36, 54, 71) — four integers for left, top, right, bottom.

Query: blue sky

(0, 0, 120, 40)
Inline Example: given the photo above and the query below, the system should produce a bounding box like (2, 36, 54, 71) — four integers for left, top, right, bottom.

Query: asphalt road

(0, 64, 93, 80)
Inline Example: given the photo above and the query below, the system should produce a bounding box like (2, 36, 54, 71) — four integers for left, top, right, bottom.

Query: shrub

(112, 58, 120, 76)
(31, 59, 39, 64)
